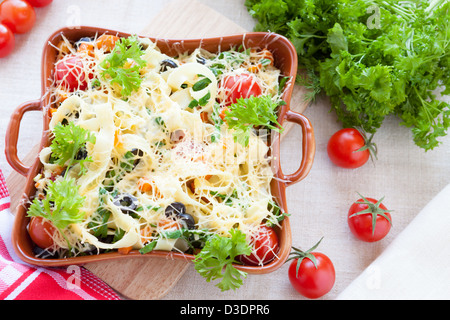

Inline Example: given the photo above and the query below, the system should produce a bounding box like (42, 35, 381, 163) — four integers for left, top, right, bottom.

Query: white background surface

(1, 0, 449, 300)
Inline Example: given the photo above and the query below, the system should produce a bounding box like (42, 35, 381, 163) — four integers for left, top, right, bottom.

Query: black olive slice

(160, 59, 178, 72)
(165, 202, 186, 219)
(74, 37, 93, 49)
(113, 193, 139, 215)
(179, 213, 196, 230)
(196, 56, 206, 65)
(75, 146, 88, 160)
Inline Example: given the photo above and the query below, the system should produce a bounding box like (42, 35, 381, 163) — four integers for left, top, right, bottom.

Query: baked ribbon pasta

(28, 34, 289, 273)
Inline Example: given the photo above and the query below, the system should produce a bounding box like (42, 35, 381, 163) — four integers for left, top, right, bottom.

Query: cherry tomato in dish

(25, 0, 53, 7)
(0, 0, 36, 34)
(220, 73, 262, 106)
(327, 127, 376, 169)
(348, 194, 392, 242)
(54, 54, 90, 91)
(288, 238, 335, 299)
(0, 23, 15, 58)
(238, 225, 279, 266)
(28, 216, 57, 249)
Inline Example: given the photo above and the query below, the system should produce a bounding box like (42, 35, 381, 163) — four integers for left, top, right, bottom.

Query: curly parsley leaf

(50, 122, 96, 174)
(193, 228, 251, 291)
(27, 178, 85, 230)
(99, 36, 147, 97)
(224, 95, 285, 146)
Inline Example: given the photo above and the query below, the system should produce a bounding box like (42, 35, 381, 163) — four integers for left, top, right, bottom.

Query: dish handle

(278, 110, 315, 187)
(5, 99, 42, 177)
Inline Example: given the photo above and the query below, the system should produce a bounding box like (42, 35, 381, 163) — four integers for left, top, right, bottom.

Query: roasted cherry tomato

(327, 127, 376, 169)
(0, 23, 15, 58)
(28, 216, 57, 249)
(0, 0, 36, 34)
(239, 225, 279, 266)
(25, 0, 53, 7)
(288, 238, 335, 299)
(348, 194, 392, 242)
(54, 54, 90, 91)
(220, 73, 262, 106)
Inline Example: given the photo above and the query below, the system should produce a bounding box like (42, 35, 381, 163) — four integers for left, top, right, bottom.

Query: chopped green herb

(139, 241, 157, 254)
(154, 116, 166, 127)
(188, 99, 199, 109)
(199, 91, 211, 106)
(192, 77, 212, 91)
(188, 91, 211, 109)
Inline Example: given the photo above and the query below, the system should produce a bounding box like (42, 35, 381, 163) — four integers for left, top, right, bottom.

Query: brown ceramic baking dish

(5, 26, 315, 274)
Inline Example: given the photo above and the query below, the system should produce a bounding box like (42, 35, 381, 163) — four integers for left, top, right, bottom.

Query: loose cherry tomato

(238, 225, 279, 266)
(0, 0, 36, 34)
(25, 0, 53, 7)
(0, 23, 15, 58)
(220, 73, 262, 106)
(327, 127, 376, 169)
(348, 194, 392, 242)
(28, 216, 57, 249)
(54, 54, 90, 91)
(288, 238, 335, 299)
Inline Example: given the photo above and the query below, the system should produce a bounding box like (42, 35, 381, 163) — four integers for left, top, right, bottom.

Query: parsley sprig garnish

(99, 36, 147, 98)
(28, 178, 85, 231)
(50, 122, 96, 175)
(224, 95, 285, 146)
(193, 228, 251, 291)
(27, 177, 86, 249)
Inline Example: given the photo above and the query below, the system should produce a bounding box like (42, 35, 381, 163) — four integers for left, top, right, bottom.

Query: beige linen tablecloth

(0, 0, 449, 300)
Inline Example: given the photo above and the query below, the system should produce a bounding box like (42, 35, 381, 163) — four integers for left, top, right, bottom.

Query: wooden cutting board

(6, 0, 310, 300)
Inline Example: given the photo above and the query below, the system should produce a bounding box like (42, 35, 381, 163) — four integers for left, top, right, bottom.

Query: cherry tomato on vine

(28, 216, 57, 249)
(0, 0, 36, 34)
(0, 23, 15, 58)
(348, 193, 392, 242)
(238, 225, 279, 266)
(327, 127, 377, 169)
(25, 0, 53, 7)
(287, 238, 335, 299)
(54, 54, 91, 91)
(220, 73, 262, 106)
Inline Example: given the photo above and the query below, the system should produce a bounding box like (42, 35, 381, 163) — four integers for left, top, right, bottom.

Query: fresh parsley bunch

(245, 0, 450, 150)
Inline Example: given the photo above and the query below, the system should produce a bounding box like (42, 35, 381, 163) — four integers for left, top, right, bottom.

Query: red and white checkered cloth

(0, 168, 121, 300)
